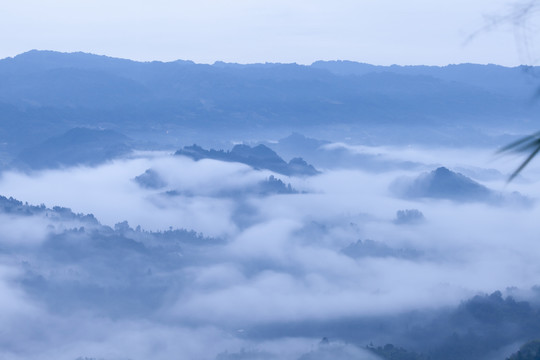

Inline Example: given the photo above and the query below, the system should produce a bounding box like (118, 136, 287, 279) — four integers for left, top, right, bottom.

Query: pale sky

(1, 0, 539, 65)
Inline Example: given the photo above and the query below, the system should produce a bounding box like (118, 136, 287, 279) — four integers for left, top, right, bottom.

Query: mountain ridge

(0, 50, 538, 162)
(175, 143, 319, 176)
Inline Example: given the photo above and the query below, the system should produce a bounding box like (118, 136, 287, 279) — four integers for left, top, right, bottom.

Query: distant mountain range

(0, 50, 539, 161)
(12, 127, 133, 170)
(265, 133, 422, 172)
(311, 60, 540, 100)
(8, 126, 320, 175)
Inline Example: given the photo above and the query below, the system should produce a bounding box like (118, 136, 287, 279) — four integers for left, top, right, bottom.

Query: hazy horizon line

(1, 48, 533, 69)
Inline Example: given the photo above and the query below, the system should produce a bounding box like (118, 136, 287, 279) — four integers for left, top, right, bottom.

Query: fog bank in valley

(0, 141, 539, 359)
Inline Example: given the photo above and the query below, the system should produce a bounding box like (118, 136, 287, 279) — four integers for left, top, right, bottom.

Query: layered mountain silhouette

(311, 60, 540, 99)
(264, 133, 422, 172)
(175, 144, 319, 176)
(13, 127, 133, 170)
(392, 167, 531, 206)
(265, 132, 331, 160)
(0, 50, 538, 159)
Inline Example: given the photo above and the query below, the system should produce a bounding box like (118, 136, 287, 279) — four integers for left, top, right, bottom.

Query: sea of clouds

(0, 143, 539, 359)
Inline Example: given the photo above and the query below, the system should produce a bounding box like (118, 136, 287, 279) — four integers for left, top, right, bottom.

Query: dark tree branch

(498, 132, 540, 182)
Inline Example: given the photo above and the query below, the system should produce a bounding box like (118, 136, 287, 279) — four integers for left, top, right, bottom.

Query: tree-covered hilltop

(0, 194, 224, 317)
(391, 167, 532, 207)
(0, 194, 99, 223)
(506, 340, 540, 360)
(362, 292, 540, 360)
(175, 143, 319, 176)
(245, 290, 540, 360)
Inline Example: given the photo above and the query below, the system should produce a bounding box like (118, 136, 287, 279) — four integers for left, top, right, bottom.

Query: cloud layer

(1, 144, 540, 359)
